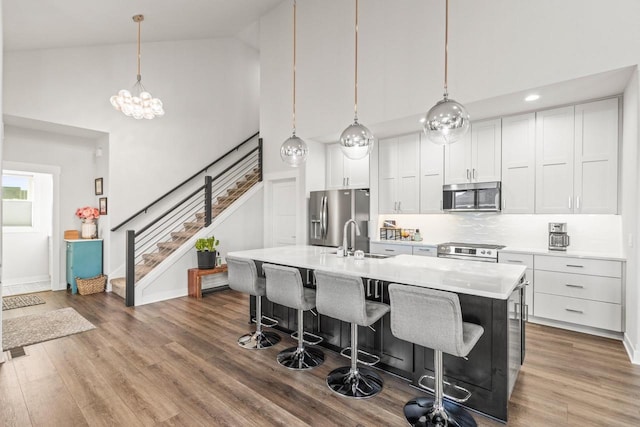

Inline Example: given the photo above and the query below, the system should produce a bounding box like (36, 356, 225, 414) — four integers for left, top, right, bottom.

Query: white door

(502, 113, 535, 213)
(472, 118, 502, 182)
(574, 98, 619, 214)
(378, 138, 398, 213)
(535, 106, 575, 213)
(396, 134, 420, 214)
(420, 134, 444, 213)
(271, 179, 297, 246)
(444, 131, 471, 184)
(326, 144, 346, 189)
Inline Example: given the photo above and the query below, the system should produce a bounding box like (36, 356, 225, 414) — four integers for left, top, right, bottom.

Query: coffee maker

(548, 223, 570, 251)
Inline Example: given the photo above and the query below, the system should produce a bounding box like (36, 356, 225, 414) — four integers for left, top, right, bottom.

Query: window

(3, 173, 34, 227)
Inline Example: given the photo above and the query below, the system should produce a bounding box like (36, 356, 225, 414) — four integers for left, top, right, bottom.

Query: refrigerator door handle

(321, 196, 328, 238)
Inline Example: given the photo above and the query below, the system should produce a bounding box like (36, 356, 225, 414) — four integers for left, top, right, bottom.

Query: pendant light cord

(354, 0, 359, 122)
(292, 0, 297, 134)
(134, 15, 144, 83)
(443, 0, 449, 97)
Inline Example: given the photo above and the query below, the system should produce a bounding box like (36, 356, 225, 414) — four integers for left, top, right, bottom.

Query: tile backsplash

(378, 213, 623, 254)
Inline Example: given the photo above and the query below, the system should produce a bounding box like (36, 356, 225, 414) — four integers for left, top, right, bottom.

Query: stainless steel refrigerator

(309, 189, 370, 252)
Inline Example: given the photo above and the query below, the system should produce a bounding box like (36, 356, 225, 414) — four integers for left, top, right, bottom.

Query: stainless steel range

(437, 242, 506, 263)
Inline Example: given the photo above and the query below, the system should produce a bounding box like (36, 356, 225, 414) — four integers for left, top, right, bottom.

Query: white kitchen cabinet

(533, 254, 623, 332)
(498, 252, 534, 316)
(501, 113, 535, 213)
(535, 98, 619, 214)
(378, 134, 420, 214)
(326, 143, 369, 189)
(444, 118, 501, 184)
(420, 134, 444, 213)
(412, 245, 438, 257)
(574, 98, 619, 214)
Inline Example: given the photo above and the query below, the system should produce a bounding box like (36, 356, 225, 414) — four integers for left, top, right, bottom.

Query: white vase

(81, 219, 97, 239)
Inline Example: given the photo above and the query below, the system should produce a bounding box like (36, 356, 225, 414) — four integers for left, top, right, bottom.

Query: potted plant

(75, 206, 100, 239)
(195, 236, 219, 269)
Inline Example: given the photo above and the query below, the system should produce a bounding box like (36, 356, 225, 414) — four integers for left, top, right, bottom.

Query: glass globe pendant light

(423, 0, 470, 145)
(109, 15, 165, 120)
(280, 0, 309, 167)
(339, 0, 374, 160)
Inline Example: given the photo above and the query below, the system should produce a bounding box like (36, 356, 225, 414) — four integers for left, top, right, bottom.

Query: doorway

(264, 171, 302, 248)
(2, 164, 60, 296)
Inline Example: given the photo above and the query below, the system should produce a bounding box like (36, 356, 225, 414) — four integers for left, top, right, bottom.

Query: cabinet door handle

(565, 284, 584, 288)
(374, 280, 380, 299)
(566, 264, 584, 268)
(347, 177, 350, 186)
(366, 279, 372, 297)
(506, 259, 523, 263)
(466, 169, 470, 180)
(503, 197, 506, 210)
(565, 308, 584, 314)
(440, 200, 443, 211)
(576, 195, 581, 210)
(568, 196, 572, 209)
(394, 201, 397, 212)
(398, 201, 402, 211)
(384, 249, 396, 252)
(473, 168, 477, 179)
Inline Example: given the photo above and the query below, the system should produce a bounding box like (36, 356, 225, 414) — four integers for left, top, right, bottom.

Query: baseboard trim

(527, 316, 623, 340)
(623, 333, 639, 365)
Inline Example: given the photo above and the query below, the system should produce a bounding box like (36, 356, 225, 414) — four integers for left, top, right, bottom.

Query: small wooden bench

(187, 264, 228, 299)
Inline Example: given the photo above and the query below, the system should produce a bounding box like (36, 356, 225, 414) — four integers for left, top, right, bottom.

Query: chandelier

(109, 15, 164, 120)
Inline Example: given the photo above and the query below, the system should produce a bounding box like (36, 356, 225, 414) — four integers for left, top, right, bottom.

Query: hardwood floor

(1, 289, 639, 426)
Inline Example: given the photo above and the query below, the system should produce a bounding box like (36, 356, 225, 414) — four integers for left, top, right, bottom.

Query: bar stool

(388, 284, 484, 427)
(262, 264, 324, 370)
(226, 256, 280, 349)
(315, 270, 390, 399)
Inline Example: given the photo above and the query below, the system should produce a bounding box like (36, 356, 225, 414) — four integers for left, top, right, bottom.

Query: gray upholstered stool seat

(315, 270, 390, 399)
(388, 284, 484, 427)
(227, 256, 280, 349)
(263, 264, 324, 370)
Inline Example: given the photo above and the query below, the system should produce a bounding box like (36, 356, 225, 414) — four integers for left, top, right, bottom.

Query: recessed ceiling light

(525, 94, 540, 102)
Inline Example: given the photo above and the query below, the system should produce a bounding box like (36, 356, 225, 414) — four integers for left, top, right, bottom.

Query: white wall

(259, 0, 640, 360)
(623, 70, 640, 362)
(3, 37, 260, 275)
(3, 127, 101, 289)
(0, 0, 5, 360)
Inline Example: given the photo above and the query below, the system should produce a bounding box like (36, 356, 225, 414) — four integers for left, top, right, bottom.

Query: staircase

(110, 167, 260, 299)
(109, 132, 262, 305)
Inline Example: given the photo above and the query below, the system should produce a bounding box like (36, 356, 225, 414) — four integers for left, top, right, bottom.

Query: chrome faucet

(342, 219, 361, 255)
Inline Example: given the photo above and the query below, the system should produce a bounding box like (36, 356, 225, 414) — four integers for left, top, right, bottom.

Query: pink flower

(75, 206, 100, 220)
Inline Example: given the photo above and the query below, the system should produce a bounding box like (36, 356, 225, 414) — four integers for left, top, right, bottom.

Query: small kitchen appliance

(548, 222, 570, 251)
(442, 181, 501, 212)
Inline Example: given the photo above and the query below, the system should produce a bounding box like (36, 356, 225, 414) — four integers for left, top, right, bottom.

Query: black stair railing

(115, 133, 262, 307)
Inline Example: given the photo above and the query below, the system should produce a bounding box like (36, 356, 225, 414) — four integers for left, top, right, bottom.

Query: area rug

(2, 294, 46, 311)
(2, 307, 96, 351)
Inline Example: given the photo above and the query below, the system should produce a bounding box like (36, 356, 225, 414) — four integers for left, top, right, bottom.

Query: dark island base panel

(247, 265, 520, 423)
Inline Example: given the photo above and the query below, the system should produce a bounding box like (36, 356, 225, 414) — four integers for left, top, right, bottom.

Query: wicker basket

(76, 274, 107, 295)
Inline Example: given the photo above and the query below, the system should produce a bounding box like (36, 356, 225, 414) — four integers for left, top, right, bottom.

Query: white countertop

(371, 239, 439, 247)
(228, 245, 526, 300)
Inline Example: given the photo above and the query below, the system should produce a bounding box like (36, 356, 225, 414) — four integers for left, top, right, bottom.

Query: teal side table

(65, 239, 103, 294)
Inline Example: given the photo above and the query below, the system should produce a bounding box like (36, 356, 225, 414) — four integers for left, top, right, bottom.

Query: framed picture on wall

(95, 178, 104, 195)
(99, 197, 108, 215)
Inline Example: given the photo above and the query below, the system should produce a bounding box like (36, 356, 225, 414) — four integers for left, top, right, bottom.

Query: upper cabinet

(444, 118, 502, 184)
(326, 143, 370, 189)
(535, 98, 618, 214)
(420, 134, 444, 213)
(379, 134, 420, 214)
(502, 113, 536, 213)
(574, 98, 619, 214)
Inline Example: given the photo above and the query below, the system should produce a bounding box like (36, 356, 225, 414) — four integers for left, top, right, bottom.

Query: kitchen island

(228, 245, 527, 422)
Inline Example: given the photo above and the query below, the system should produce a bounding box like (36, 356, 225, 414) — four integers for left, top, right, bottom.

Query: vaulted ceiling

(2, 0, 285, 51)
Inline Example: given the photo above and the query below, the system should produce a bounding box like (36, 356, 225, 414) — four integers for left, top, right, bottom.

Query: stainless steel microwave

(443, 182, 501, 212)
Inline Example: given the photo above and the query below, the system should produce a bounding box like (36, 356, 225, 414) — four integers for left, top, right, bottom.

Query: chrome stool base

(277, 346, 324, 370)
(404, 397, 476, 427)
(237, 331, 281, 349)
(326, 366, 384, 399)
